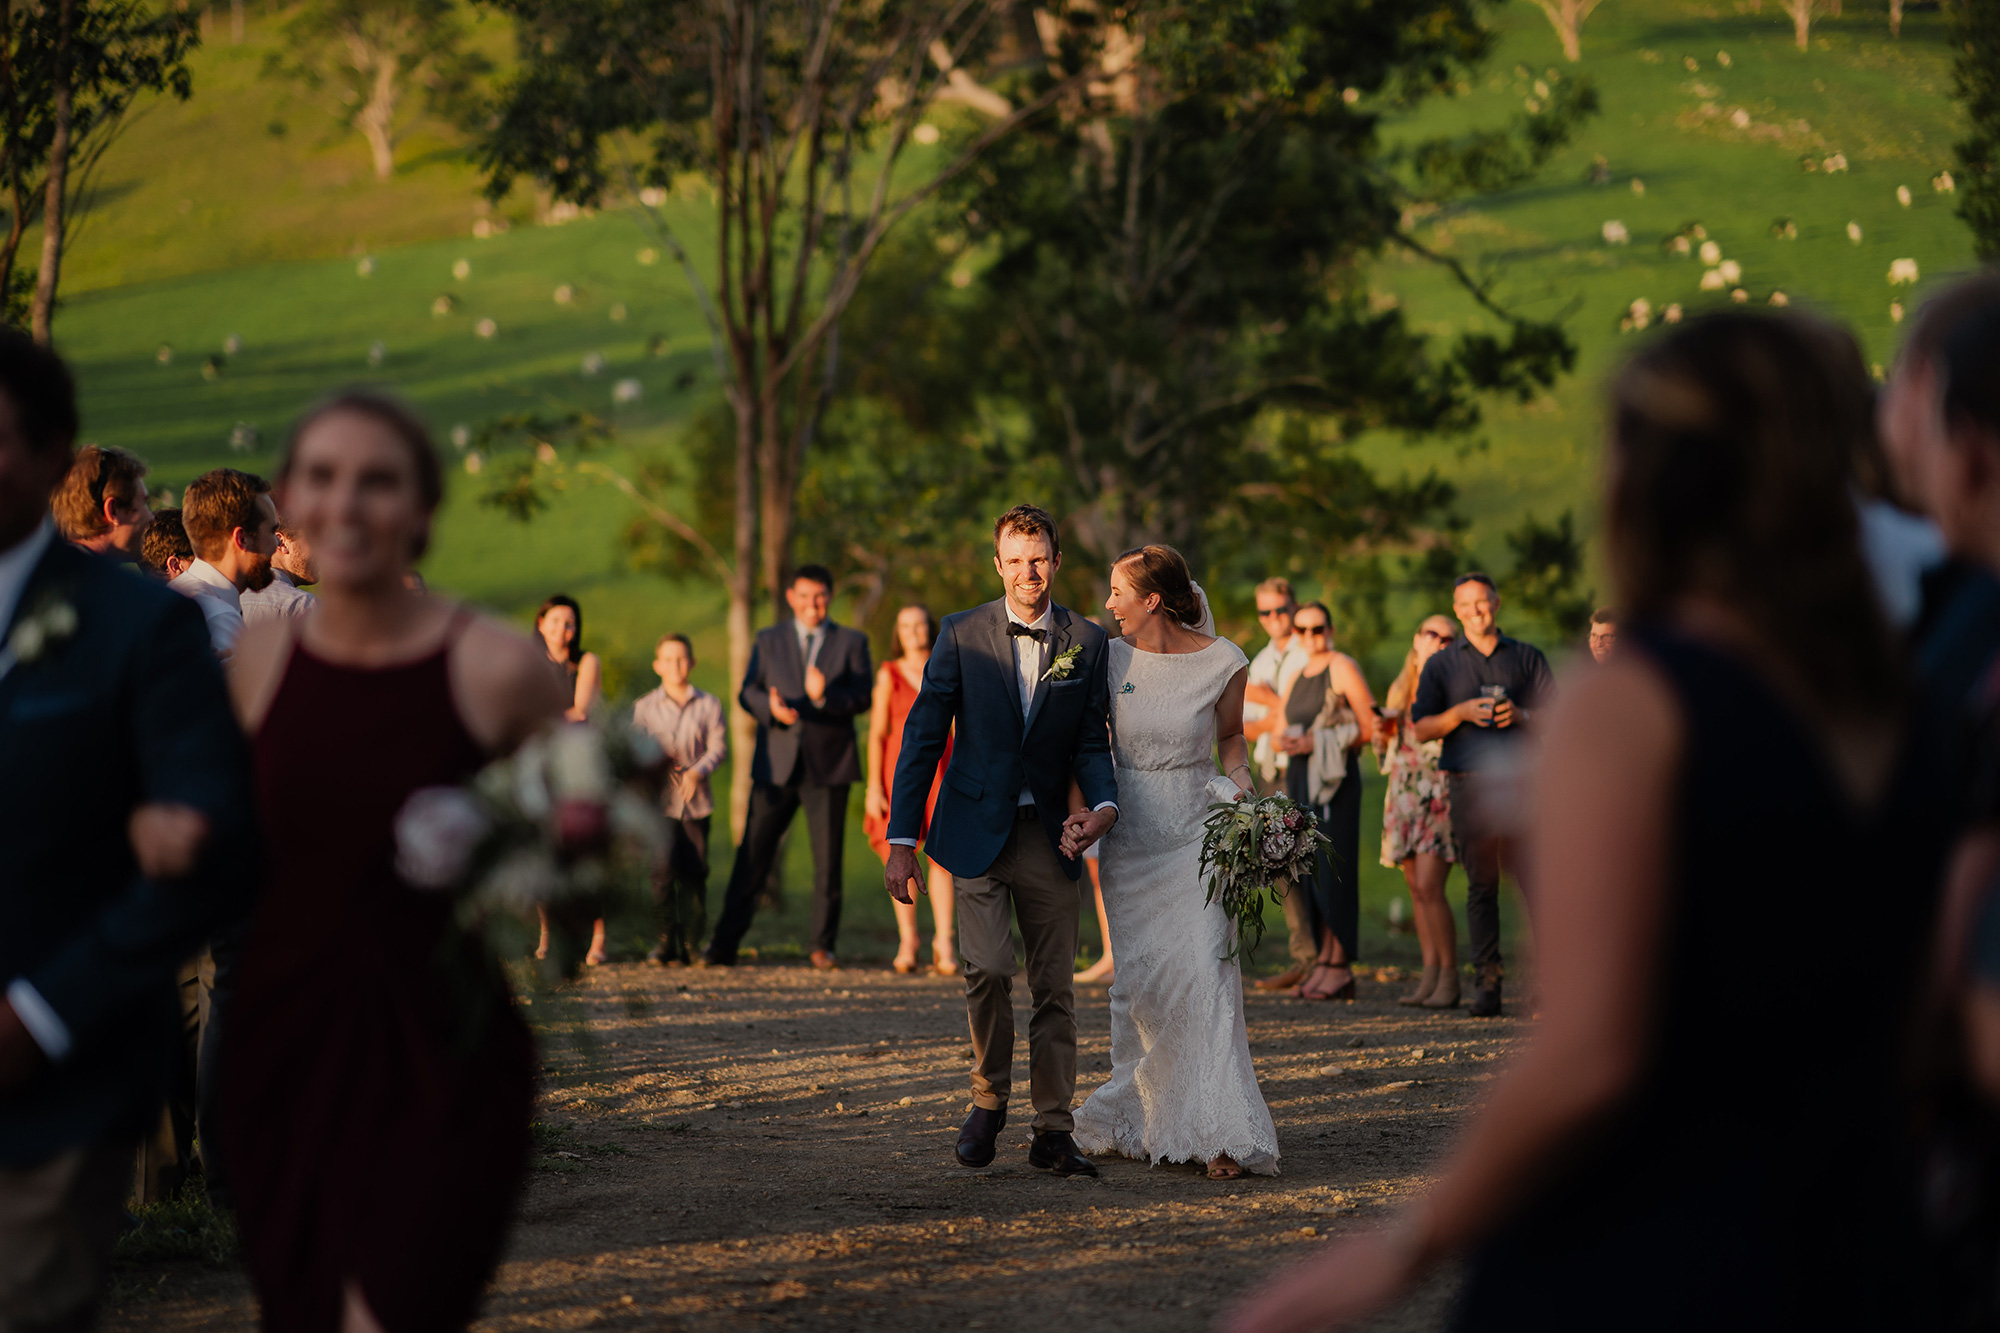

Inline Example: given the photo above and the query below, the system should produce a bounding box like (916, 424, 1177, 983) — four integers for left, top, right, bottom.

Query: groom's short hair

(993, 504, 1059, 556)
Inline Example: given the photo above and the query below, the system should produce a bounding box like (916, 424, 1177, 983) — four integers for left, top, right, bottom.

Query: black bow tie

(1007, 623, 1049, 643)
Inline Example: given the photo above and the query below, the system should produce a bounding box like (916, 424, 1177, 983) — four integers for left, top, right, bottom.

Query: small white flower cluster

(1888, 258, 1920, 285)
(1823, 153, 1849, 173)
(613, 378, 643, 405)
(1936, 171, 1957, 193)
(1602, 220, 1630, 245)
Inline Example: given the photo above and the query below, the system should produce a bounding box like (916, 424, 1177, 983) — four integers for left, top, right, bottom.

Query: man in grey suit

(885, 505, 1118, 1177)
(0, 332, 255, 1328)
(705, 564, 872, 969)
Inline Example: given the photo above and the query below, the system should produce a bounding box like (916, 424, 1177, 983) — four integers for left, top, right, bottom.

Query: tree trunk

(727, 394, 759, 842)
(1785, 0, 1812, 49)
(1890, 0, 1902, 37)
(30, 0, 72, 345)
(231, 0, 243, 43)
(0, 0, 25, 323)
(1533, 1, 1583, 61)
(355, 46, 399, 180)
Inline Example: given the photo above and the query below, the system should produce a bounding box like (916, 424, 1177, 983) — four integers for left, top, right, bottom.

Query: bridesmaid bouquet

(393, 718, 670, 978)
(1198, 785, 1331, 962)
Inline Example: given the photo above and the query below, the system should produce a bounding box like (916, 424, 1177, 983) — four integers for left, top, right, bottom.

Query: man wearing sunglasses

(1242, 578, 1319, 990)
(1409, 573, 1553, 1017)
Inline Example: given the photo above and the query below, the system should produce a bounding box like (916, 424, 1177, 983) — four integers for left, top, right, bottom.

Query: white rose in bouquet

(394, 787, 494, 889)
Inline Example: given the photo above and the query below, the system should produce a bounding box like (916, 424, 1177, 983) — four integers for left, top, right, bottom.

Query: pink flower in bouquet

(1282, 808, 1306, 831)
(554, 797, 611, 857)
(394, 787, 493, 889)
(1260, 829, 1296, 864)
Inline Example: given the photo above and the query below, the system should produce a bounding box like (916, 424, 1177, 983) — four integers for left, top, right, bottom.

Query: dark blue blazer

(0, 539, 256, 1167)
(887, 599, 1116, 881)
(736, 619, 872, 787)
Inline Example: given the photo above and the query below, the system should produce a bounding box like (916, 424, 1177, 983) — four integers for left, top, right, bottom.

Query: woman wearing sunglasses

(1376, 615, 1462, 1008)
(1274, 603, 1379, 1000)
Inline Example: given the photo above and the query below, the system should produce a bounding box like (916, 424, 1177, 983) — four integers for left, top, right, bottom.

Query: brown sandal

(1206, 1154, 1244, 1180)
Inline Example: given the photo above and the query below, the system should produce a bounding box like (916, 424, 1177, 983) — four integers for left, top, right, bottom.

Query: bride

(1069, 544, 1281, 1179)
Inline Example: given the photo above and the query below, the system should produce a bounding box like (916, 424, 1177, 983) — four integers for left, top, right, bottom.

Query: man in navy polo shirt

(1409, 573, 1553, 1017)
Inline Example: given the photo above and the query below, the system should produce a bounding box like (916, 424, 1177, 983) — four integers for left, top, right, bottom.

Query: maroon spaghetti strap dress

(224, 615, 536, 1333)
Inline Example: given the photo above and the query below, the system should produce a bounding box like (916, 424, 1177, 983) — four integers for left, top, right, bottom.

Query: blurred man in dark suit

(705, 564, 872, 969)
(0, 332, 255, 1330)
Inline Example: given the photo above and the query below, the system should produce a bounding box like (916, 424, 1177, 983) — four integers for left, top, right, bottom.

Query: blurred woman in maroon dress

(223, 393, 566, 1333)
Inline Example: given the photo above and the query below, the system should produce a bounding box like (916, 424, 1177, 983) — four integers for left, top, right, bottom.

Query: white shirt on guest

(169, 558, 244, 658)
(240, 567, 316, 624)
(1247, 633, 1311, 781)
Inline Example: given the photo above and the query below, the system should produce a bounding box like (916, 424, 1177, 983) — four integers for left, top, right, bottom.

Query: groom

(885, 505, 1117, 1177)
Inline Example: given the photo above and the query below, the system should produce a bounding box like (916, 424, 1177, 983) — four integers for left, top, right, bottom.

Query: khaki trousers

(956, 814, 1079, 1133)
(0, 1142, 132, 1333)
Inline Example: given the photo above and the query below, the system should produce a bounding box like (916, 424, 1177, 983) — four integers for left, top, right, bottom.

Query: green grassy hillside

(47, 0, 1973, 967)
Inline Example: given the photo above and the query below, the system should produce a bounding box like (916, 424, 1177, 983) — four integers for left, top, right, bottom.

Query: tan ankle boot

(1421, 965, 1461, 1009)
(1397, 963, 1439, 1007)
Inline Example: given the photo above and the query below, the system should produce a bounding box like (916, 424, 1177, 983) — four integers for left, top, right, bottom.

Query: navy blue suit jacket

(887, 599, 1116, 881)
(0, 539, 255, 1166)
(737, 619, 872, 787)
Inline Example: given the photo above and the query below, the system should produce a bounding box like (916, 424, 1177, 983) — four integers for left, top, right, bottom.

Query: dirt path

(107, 962, 1521, 1332)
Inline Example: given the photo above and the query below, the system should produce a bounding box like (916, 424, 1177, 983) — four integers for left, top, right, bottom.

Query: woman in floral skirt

(1377, 614, 1461, 1009)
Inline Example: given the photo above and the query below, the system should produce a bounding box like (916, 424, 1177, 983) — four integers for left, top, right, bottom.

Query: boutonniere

(9, 591, 77, 665)
(1042, 644, 1084, 682)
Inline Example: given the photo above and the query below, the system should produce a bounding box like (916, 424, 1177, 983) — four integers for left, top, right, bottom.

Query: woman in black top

(1276, 604, 1377, 1001)
(1227, 312, 1933, 1332)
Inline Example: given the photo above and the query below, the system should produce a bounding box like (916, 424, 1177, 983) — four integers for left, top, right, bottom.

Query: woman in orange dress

(864, 604, 958, 974)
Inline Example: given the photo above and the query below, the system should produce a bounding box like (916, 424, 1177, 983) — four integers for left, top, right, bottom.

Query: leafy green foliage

(269, 0, 490, 180)
(469, 409, 614, 521)
(1949, 0, 2000, 258)
(113, 1185, 239, 1267)
(1503, 508, 1594, 641)
(0, 0, 197, 326)
(1408, 73, 1601, 197)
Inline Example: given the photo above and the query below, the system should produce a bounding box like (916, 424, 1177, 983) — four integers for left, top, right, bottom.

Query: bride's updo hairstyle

(1114, 544, 1204, 627)
(276, 390, 444, 559)
(1606, 311, 1895, 721)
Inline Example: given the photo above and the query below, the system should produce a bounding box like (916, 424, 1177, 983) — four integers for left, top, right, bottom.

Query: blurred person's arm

(2, 597, 257, 1089)
(804, 631, 873, 720)
(1329, 653, 1379, 747)
(1948, 829, 2000, 1101)
(865, 664, 895, 822)
(1222, 654, 1679, 1333)
(1410, 655, 1489, 744)
(568, 651, 602, 721)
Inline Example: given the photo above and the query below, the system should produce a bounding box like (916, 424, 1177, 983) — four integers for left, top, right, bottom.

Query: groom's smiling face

(995, 530, 1059, 620)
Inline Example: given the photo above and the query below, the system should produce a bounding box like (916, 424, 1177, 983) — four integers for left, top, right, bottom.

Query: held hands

(768, 687, 802, 727)
(883, 844, 923, 905)
(677, 770, 703, 808)
(1491, 698, 1516, 729)
(1060, 806, 1117, 859)
(1458, 698, 1497, 729)
(803, 665, 827, 705)
(129, 802, 211, 879)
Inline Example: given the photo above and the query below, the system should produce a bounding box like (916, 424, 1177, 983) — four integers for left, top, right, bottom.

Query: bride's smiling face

(1103, 560, 1158, 632)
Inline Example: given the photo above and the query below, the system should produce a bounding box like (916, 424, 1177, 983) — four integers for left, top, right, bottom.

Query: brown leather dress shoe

(810, 950, 838, 970)
(1254, 964, 1308, 992)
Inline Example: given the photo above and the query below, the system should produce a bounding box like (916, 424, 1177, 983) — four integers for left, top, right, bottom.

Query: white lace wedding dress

(1073, 634, 1282, 1174)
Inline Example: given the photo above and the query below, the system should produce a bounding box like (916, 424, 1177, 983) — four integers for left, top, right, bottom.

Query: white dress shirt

(793, 618, 825, 671)
(0, 518, 54, 671)
(1006, 601, 1053, 805)
(169, 559, 245, 658)
(240, 567, 317, 624)
(0, 519, 68, 1057)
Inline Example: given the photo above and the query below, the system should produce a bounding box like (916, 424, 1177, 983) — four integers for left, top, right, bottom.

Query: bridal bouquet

(393, 718, 669, 979)
(1198, 784, 1331, 962)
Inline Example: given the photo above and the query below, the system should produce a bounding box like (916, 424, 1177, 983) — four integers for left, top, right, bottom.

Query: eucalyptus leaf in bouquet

(1198, 789, 1332, 962)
